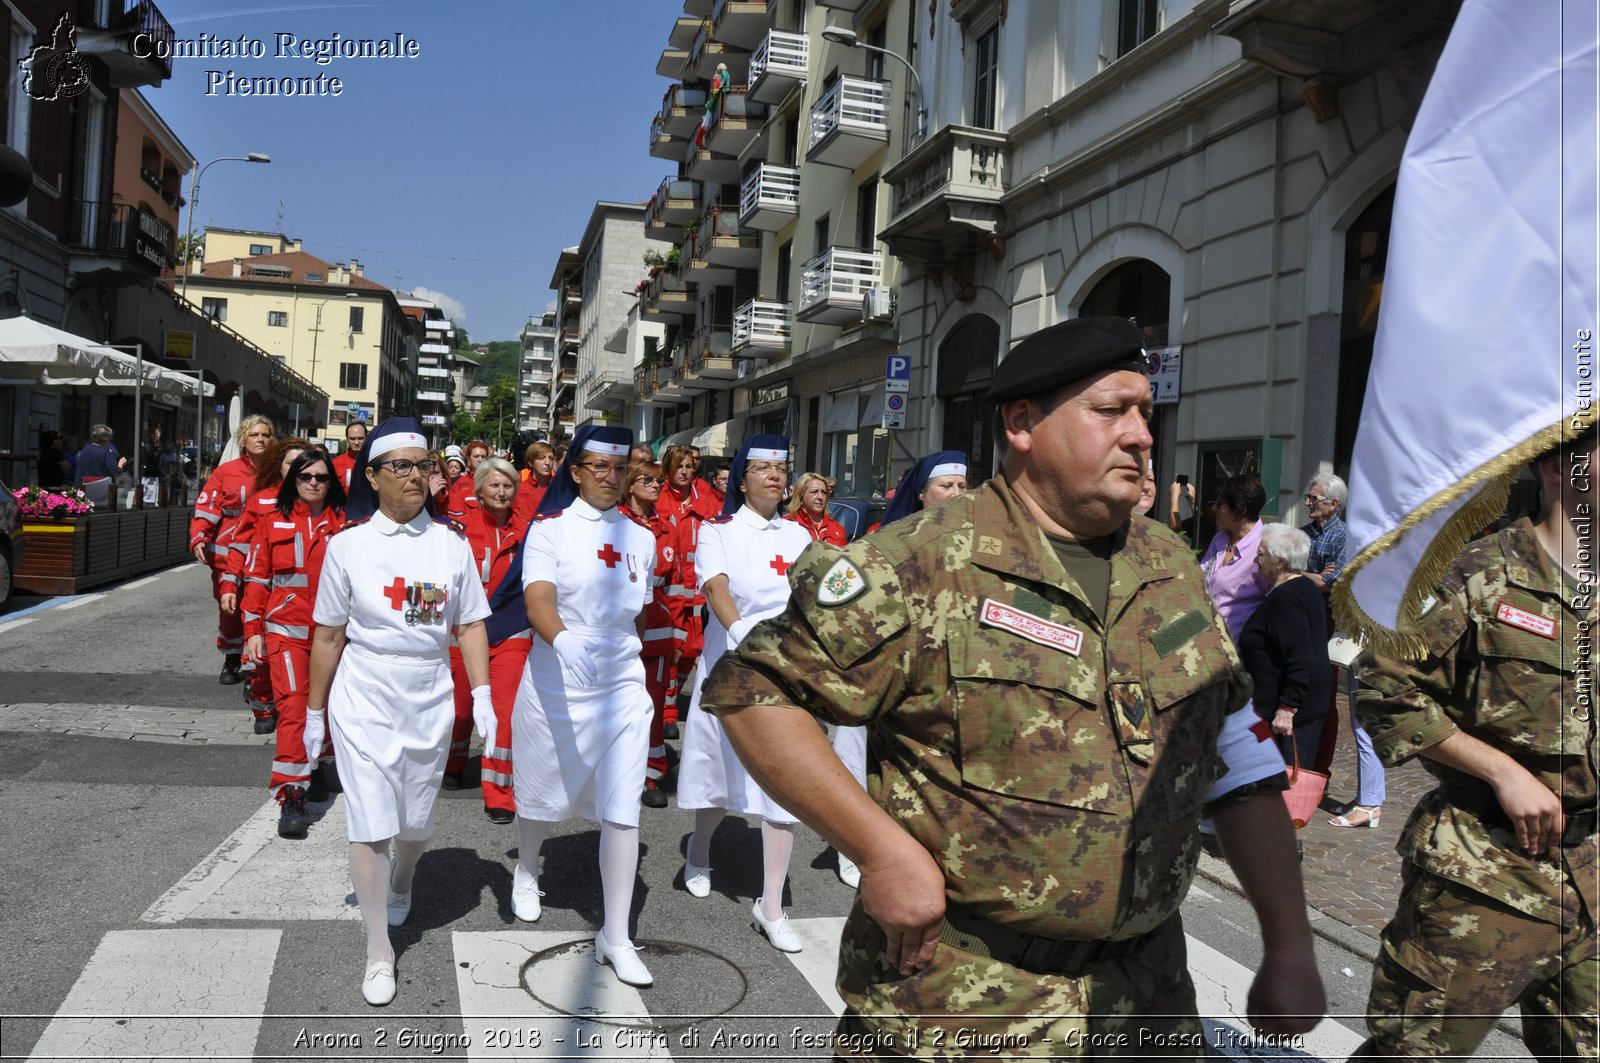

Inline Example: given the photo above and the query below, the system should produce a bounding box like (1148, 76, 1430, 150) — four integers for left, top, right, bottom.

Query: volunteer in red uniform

(223, 437, 309, 732)
(332, 420, 367, 490)
(242, 447, 346, 838)
(620, 460, 679, 809)
(445, 456, 531, 820)
(447, 440, 490, 515)
(512, 440, 555, 526)
(786, 470, 847, 545)
(191, 415, 276, 685)
(660, 445, 719, 736)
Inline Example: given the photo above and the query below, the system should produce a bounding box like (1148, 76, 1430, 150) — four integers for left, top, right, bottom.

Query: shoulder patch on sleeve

(333, 516, 370, 535)
(434, 516, 468, 536)
(707, 513, 734, 525)
(818, 557, 869, 606)
(533, 510, 562, 522)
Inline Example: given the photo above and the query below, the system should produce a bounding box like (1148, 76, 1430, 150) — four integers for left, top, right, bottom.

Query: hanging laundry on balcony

(694, 62, 732, 149)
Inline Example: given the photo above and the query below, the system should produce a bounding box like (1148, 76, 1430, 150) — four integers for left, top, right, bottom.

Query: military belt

(938, 902, 1159, 976)
(1447, 786, 1598, 847)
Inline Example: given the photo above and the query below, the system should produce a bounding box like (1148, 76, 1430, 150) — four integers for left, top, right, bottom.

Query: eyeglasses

(297, 472, 331, 484)
(747, 461, 788, 475)
(375, 459, 438, 477)
(1304, 493, 1328, 505)
(633, 475, 666, 486)
(577, 462, 626, 480)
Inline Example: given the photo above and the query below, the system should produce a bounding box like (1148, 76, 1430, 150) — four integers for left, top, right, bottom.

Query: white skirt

(512, 629, 651, 827)
(677, 633, 799, 825)
(329, 643, 455, 843)
(833, 724, 867, 789)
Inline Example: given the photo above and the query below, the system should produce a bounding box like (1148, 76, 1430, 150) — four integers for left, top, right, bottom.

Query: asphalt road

(0, 564, 1532, 1061)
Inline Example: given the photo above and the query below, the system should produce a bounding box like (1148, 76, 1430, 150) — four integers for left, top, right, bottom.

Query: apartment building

(179, 229, 415, 448)
(547, 203, 670, 437)
(518, 312, 555, 436)
(397, 292, 456, 442)
(640, 0, 917, 489)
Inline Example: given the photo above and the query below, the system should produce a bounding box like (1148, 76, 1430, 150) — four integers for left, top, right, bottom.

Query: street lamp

(179, 152, 271, 305)
(309, 293, 359, 439)
(821, 25, 925, 142)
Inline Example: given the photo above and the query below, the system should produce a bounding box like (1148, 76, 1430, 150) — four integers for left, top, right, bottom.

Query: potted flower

(13, 485, 94, 592)
(12, 484, 95, 520)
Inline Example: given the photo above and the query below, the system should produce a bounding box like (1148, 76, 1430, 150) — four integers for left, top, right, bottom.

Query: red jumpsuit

(189, 455, 258, 660)
(447, 501, 532, 813)
(446, 474, 476, 519)
(788, 509, 848, 546)
(661, 481, 720, 722)
(226, 491, 284, 723)
(241, 500, 344, 797)
(332, 450, 356, 491)
(622, 503, 681, 787)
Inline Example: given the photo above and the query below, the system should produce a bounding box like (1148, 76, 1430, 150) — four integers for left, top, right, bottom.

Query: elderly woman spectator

(76, 424, 127, 511)
(1200, 475, 1270, 643)
(1300, 474, 1348, 589)
(1237, 524, 1331, 769)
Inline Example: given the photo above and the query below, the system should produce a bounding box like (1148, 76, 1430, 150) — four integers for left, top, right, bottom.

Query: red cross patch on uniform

(1495, 600, 1557, 638)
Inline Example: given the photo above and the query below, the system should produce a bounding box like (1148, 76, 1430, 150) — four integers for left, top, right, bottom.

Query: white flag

(1335, 0, 1598, 656)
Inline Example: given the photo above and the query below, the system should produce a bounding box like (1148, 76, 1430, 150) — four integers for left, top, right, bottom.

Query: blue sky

(148, 0, 672, 342)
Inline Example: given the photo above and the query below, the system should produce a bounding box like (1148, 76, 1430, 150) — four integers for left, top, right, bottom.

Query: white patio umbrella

(0, 315, 122, 370)
(216, 393, 243, 464)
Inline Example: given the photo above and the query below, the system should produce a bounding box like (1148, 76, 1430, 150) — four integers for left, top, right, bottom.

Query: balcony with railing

(416, 390, 450, 404)
(75, 0, 175, 87)
(559, 325, 579, 351)
(797, 247, 883, 325)
(749, 29, 808, 105)
(679, 327, 736, 388)
(806, 75, 890, 170)
(649, 84, 707, 159)
(418, 365, 451, 379)
(881, 124, 1010, 263)
(694, 203, 758, 269)
(419, 341, 451, 356)
(683, 139, 743, 186)
(67, 202, 172, 280)
(667, 13, 702, 49)
(424, 318, 454, 337)
(739, 163, 799, 231)
(705, 89, 767, 158)
(657, 44, 689, 78)
(709, 0, 766, 48)
(683, 0, 713, 15)
(646, 176, 702, 236)
(732, 299, 792, 358)
(641, 269, 694, 321)
(686, 20, 749, 82)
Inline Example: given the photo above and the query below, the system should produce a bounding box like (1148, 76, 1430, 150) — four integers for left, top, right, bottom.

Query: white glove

(471, 685, 496, 740)
(727, 617, 757, 648)
(552, 630, 597, 687)
(304, 709, 326, 764)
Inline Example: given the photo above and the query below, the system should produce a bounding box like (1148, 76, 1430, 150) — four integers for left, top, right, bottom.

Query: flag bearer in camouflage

(702, 317, 1324, 1059)
(1353, 429, 1599, 1061)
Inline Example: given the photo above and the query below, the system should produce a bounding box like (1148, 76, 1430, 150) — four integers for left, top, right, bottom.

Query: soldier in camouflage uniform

(701, 318, 1323, 1059)
(1354, 432, 1599, 1061)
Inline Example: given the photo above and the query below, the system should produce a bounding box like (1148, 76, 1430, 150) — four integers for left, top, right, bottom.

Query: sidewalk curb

(1195, 851, 1380, 962)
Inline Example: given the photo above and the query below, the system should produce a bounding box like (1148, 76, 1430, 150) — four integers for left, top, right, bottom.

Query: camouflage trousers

(831, 905, 1204, 1060)
(1353, 865, 1598, 1061)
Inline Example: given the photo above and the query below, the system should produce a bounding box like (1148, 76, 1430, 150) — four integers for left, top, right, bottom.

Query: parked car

(827, 496, 887, 541)
(0, 477, 22, 611)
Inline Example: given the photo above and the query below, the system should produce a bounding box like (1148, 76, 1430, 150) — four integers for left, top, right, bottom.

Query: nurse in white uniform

(676, 435, 815, 953)
(510, 424, 657, 987)
(306, 418, 493, 1008)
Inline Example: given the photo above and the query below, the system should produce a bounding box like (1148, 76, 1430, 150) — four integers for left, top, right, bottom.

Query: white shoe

(594, 932, 653, 987)
(386, 864, 412, 928)
(512, 874, 543, 922)
(682, 859, 711, 898)
(362, 960, 396, 1007)
(751, 900, 803, 953)
(837, 856, 861, 889)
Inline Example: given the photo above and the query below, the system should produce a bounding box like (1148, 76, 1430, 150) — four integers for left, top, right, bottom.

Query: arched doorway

(1079, 259, 1173, 491)
(937, 315, 1000, 475)
(1334, 185, 1394, 479)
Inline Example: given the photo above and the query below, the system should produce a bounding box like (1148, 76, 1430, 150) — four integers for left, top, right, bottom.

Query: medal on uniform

(404, 582, 421, 626)
(625, 555, 639, 583)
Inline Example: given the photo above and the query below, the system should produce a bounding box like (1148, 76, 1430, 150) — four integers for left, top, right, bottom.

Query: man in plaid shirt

(1300, 473, 1348, 586)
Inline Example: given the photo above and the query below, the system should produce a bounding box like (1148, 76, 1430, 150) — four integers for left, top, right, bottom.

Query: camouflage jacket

(704, 475, 1247, 941)
(1356, 517, 1599, 924)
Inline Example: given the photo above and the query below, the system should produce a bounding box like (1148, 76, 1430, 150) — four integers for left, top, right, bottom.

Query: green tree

(174, 233, 204, 268)
(449, 408, 483, 444)
(477, 378, 519, 450)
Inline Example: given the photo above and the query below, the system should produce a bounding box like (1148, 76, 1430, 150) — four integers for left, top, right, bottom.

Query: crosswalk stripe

(782, 916, 846, 1016)
(1187, 936, 1365, 1059)
(452, 931, 672, 1060)
(142, 797, 360, 923)
(24, 928, 280, 1063)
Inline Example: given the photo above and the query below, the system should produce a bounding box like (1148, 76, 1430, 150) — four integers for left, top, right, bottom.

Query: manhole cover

(519, 938, 747, 1032)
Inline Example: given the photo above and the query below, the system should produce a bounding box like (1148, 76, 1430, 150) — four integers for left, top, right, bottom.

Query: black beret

(986, 316, 1149, 404)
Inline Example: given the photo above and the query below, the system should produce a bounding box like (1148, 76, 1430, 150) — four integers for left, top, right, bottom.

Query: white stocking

(598, 820, 639, 946)
(515, 816, 549, 888)
(389, 838, 427, 895)
(349, 840, 393, 964)
(759, 819, 795, 921)
(687, 807, 725, 868)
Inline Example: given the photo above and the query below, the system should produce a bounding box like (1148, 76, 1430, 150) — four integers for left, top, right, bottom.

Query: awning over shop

(661, 427, 698, 450)
(690, 418, 744, 458)
(0, 315, 122, 371)
(820, 392, 862, 434)
(859, 390, 884, 428)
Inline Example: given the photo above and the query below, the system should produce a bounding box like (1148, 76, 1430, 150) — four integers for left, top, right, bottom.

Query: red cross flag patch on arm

(979, 598, 1083, 656)
(1495, 600, 1557, 639)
